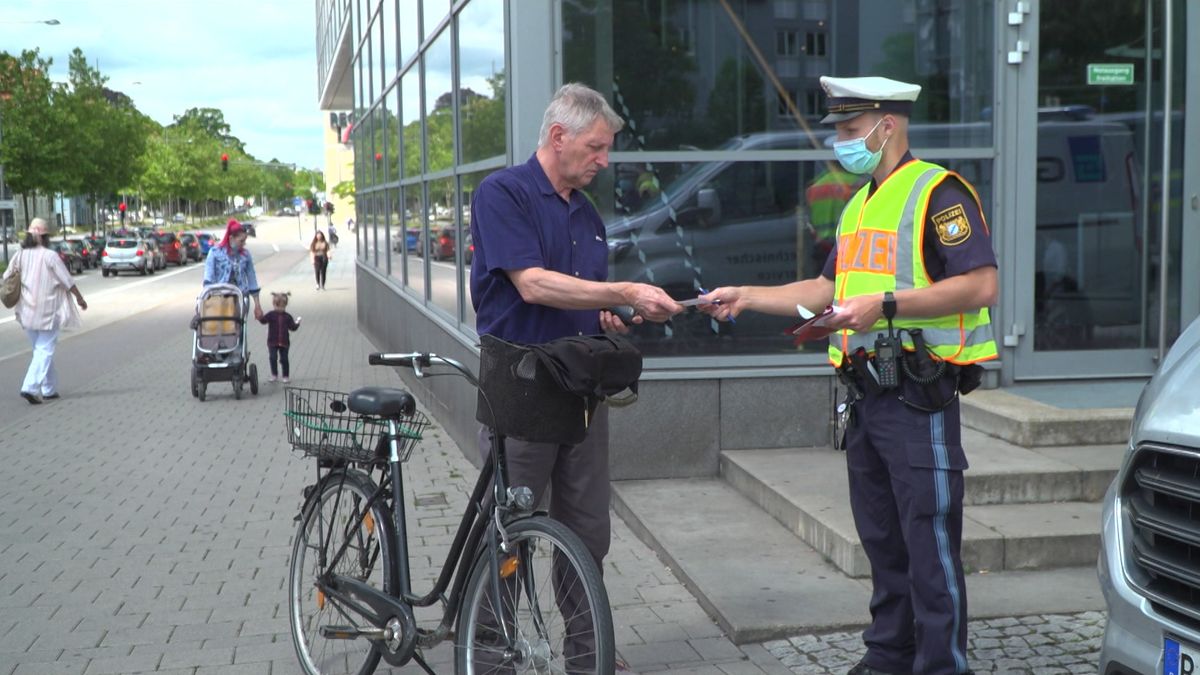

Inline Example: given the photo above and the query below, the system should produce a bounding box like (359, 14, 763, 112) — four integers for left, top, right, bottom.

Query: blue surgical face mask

(833, 118, 889, 175)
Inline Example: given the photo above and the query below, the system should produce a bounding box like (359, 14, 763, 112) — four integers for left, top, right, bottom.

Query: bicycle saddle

(348, 387, 416, 418)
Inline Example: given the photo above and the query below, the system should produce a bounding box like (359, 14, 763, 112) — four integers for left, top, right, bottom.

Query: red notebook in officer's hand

(785, 305, 840, 345)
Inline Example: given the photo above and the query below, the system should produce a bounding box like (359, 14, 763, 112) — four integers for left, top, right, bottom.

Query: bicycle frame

(305, 394, 523, 666)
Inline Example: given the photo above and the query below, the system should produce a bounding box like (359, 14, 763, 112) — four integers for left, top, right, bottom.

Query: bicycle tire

(289, 469, 394, 675)
(455, 516, 614, 674)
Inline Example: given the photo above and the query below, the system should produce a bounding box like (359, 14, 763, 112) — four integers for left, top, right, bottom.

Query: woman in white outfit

(1, 218, 88, 404)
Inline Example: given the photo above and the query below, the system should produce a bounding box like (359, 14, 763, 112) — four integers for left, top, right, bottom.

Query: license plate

(1163, 635, 1199, 675)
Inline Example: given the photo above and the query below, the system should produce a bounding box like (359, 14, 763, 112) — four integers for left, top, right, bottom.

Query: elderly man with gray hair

(468, 83, 681, 668)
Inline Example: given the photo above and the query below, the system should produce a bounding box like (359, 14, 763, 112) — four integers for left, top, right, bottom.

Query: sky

(1, 0, 326, 170)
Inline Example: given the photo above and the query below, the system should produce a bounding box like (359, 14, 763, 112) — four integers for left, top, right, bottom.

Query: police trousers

(845, 373, 970, 675)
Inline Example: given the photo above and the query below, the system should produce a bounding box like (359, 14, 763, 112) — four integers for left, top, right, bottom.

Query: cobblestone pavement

(763, 612, 1105, 675)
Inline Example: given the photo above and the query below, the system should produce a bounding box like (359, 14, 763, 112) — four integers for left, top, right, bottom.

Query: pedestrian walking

(258, 291, 301, 383)
(310, 230, 331, 290)
(327, 221, 339, 248)
(701, 76, 998, 675)
(2, 218, 88, 404)
(204, 219, 263, 320)
(469, 83, 682, 669)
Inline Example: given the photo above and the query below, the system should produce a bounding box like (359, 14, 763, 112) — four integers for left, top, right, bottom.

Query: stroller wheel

(249, 364, 259, 396)
(198, 381, 207, 402)
(233, 376, 243, 400)
(190, 368, 199, 398)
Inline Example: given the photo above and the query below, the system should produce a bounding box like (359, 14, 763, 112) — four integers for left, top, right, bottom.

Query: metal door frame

(1007, 0, 1193, 381)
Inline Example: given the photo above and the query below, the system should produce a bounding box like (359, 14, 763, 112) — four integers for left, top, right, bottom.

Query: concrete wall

(357, 263, 836, 479)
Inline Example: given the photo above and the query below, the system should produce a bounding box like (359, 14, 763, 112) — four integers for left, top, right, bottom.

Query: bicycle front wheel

(289, 469, 394, 675)
(455, 516, 614, 674)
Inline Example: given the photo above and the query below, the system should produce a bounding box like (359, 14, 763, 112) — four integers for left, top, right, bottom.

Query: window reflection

(386, 188, 403, 282)
(427, 177, 458, 316)
(563, 0, 994, 151)
(403, 185, 427, 299)
(401, 70, 421, 176)
(458, 0, 506, 163)
(424, 28, 454, 173)
(601, 157, 992, 356)
(399, 0, 419, 68)
(461, 168, 500, 326)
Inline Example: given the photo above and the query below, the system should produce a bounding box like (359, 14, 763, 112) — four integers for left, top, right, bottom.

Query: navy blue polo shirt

(470, 154, 608, 343)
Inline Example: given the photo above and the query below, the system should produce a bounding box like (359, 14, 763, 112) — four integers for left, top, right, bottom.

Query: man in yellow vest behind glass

(700, 76, 998, 675)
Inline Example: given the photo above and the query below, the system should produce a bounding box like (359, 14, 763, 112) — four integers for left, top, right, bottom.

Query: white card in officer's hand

(678, 297, 713, 307)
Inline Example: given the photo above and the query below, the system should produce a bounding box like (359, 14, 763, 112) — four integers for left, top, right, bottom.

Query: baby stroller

(190, 283, 259, 402)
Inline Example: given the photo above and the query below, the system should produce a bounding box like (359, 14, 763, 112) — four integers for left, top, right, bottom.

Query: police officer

(701, 76, 998, 675)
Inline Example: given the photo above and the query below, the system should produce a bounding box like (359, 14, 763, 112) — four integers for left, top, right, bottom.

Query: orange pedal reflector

(317, 590, 326, 610)
(499, 555, 520, 579)
(364, 513, 375, 535)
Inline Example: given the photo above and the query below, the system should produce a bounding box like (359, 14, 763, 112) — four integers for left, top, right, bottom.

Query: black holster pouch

(957, 363, 984, 395)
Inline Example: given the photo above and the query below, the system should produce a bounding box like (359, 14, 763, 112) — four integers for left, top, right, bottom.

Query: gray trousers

(475, 403, 611, 567)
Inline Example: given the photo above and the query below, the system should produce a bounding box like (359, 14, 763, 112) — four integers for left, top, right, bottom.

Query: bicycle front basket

(284, 387, 430, 463)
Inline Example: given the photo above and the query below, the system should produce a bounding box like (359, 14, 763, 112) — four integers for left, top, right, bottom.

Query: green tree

(57, 48, 149, 229)
(172, 107, 246, 153)
(0, 49, 68, 227)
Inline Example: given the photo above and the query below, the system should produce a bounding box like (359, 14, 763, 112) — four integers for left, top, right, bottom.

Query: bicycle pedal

(320, 625, 387, 641)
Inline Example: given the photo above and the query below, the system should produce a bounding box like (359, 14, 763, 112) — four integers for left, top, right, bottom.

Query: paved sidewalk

(0, 226, 1105, 674)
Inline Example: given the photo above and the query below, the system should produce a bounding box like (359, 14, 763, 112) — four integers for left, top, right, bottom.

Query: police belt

(835, 352, 981, 412)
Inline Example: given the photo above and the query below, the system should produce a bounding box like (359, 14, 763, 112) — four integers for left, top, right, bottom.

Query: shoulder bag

(1, 252, 22, 309)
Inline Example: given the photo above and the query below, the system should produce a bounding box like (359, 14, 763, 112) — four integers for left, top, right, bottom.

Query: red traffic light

(221, 153, 229, 172)
(118, 202, 126, 212)
(374, 152, 382, 161)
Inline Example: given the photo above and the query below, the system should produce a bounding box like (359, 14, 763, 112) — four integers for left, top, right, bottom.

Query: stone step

(961, 388, 1133, 447)
(612, 478, 1104, 644)
(719, 441, 1119, 577)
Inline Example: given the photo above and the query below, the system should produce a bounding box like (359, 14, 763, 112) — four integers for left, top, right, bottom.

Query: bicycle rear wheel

(455, 516, 614, 674)
(289, 469, 394, 675)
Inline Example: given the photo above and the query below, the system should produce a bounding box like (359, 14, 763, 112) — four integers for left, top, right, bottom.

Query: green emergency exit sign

(1087, 63, 1134, 85)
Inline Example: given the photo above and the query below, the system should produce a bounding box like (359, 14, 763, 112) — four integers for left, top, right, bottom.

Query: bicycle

(284, 351, 615, 674)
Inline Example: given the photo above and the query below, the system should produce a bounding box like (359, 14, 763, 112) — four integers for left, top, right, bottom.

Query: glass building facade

(318, 0, 1200, 476)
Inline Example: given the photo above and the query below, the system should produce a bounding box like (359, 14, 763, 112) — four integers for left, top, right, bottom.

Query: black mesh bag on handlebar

(476, 334, 593, 445)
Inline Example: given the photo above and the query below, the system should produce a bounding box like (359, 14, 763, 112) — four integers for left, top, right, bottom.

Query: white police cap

(820, 76, 921, 124)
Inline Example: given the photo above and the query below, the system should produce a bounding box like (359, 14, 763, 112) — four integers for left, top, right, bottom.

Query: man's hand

(697, 286, 745, 322)
(624, 283, 683, 322)
(600, 309, 635, 334)
(253, 305, 264, 321)
(824, 293, 884, 333)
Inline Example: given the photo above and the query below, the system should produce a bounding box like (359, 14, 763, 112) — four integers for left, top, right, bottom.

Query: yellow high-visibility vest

(828, 159, 998, 367)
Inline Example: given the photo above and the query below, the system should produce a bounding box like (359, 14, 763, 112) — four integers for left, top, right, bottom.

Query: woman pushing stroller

(204, 219, 263, 320)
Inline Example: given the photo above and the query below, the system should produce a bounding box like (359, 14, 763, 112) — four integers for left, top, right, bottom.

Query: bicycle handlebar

(368, 352, 479, 388)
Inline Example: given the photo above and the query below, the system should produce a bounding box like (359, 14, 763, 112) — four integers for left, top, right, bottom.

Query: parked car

(84, 235, 106, 260)
(195, 232, 216, 257)
(172, 213, 187, 223)
(50, 241, 84, 274)
(179, 233, 202, 262)
(154, 232, 188, 266)
(427, 226, 457, 261)
(67, 238, 99, 268)
(1099, 314, 1200, 674)
(101, 236, 154, 276)
(276, 207, 297, 217)
(143, 237, 167, 270)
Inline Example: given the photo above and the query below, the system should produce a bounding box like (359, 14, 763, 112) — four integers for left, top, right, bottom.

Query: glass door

(1012, 0, 1193, 379)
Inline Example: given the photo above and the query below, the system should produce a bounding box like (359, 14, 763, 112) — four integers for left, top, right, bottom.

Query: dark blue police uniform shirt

(470, 154, 608, 344)
(821, 151, 997, 281)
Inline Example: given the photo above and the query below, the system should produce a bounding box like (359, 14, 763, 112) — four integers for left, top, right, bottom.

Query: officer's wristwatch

(882, 291, 897, 320)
